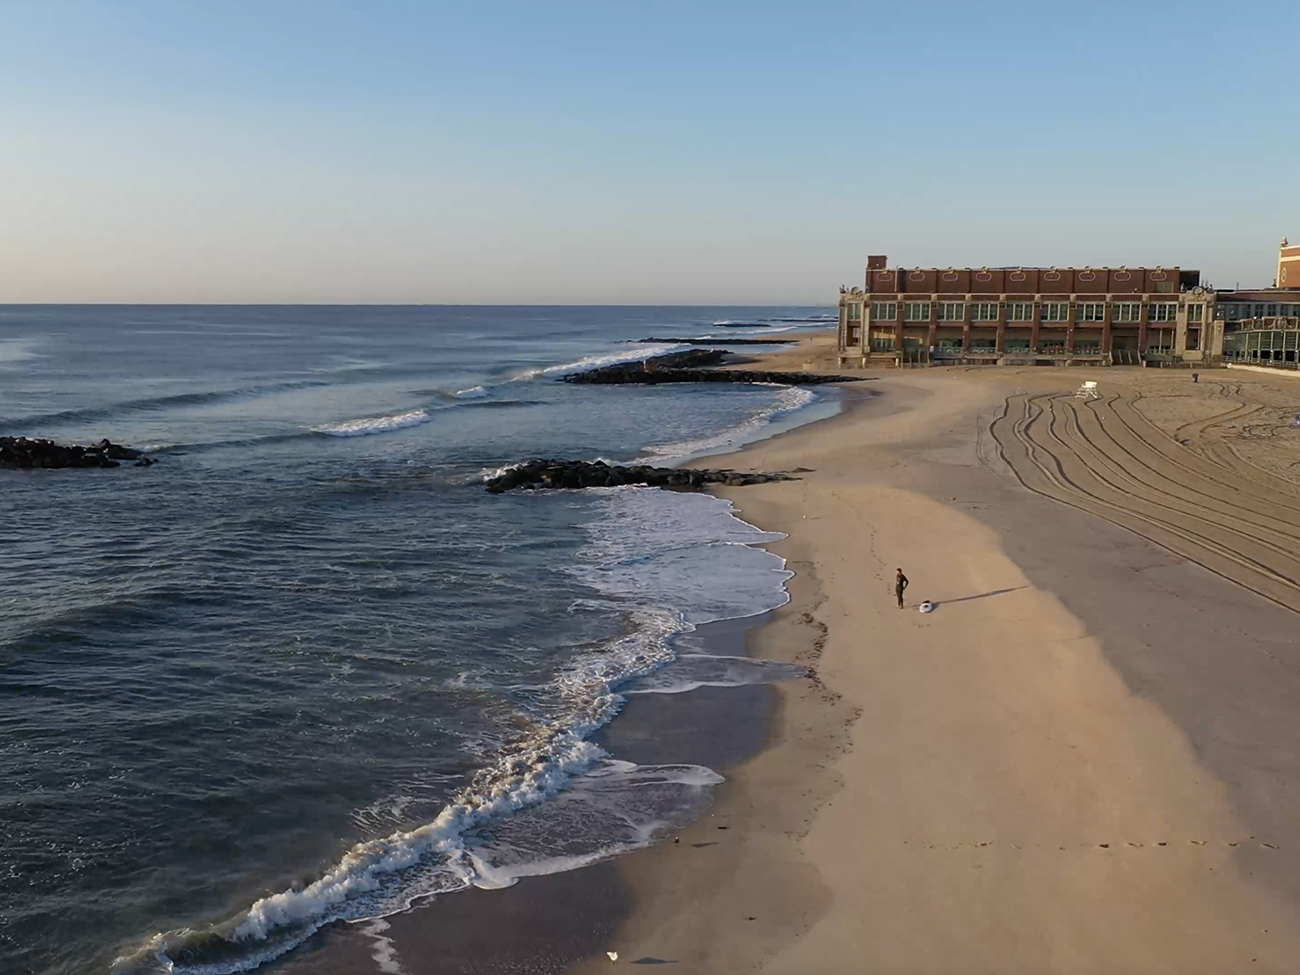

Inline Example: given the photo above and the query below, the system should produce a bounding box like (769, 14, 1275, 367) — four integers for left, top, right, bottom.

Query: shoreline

(569, 347, 1300, 972)
(275, 334, 1300, 975)
(271, 616, 802, 975)
(264, 333, 848, 975)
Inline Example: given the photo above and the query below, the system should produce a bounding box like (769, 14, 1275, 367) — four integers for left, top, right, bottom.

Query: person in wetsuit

(895, 567, 909, 609)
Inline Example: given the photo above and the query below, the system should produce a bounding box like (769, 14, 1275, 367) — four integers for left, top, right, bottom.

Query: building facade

(1218, 287, 1300, 371)
(837, 240, 1299, 369)
(837, 259, 1220, 367)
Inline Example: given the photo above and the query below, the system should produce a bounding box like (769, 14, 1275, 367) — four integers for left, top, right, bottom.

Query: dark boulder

(0, 436, 149, 470)
(484, 459, 798, 494)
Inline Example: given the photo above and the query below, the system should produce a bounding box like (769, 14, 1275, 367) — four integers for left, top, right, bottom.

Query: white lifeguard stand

(1075, 380, 1099, 400)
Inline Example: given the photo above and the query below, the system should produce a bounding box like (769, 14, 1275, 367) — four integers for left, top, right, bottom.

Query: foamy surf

(571, 486, 792, 624)
(631, 384, 818, 467)
(623, 654, 805, 695)
(113, 487, 797, 975)
(508, 343, 684, 381)
(113, 609, 694, 975)
(311, 409, 432, 437)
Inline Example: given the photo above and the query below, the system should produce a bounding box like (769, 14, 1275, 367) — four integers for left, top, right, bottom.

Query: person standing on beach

(895, 568, 909, 609)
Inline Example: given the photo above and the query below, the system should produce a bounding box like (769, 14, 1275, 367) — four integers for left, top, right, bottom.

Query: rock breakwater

(561, 349, 863, 386)
(636, 337, 792, 346)
(0, 437, 153, 469)
(484, 459, 797, 494)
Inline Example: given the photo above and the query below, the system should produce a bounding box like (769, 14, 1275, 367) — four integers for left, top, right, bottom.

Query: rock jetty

(561, 349, 862, 386)
(637, 337, 791, 345)
(0, 437, 154, 469)
(484, 459, 796, 494)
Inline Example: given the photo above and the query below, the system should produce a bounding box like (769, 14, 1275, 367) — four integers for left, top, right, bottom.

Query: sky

(1, 0, 1296, 304)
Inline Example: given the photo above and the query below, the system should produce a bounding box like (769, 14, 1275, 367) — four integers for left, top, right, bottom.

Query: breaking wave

(112, 487, 795, 975)
(310, 410, 433, 437)
(112, 610, 696, 975)
(508, 343, 684, 382)
(631, 384, 818, 465)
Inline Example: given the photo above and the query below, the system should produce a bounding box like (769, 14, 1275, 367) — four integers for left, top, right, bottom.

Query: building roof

(1218, 289, 1300, 301)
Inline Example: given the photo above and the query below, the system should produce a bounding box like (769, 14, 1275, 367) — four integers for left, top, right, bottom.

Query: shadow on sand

(930, 586, 1026, 608)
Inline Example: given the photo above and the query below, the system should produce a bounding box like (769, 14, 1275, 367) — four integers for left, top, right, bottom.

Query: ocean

(0, 305, 836, 975)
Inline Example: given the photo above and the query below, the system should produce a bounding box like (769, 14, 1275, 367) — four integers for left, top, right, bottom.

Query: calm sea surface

(0, 306, 833, 974)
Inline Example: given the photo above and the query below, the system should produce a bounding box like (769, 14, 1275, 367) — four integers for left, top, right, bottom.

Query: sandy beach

(285, 334, 1300, 975)
(566, 336, 1300, 973)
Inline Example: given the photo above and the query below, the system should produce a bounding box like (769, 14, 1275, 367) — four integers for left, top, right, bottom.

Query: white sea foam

(478, 460, 526, 483)
(113, 609, 695, 975)
(0, 336, 43, 368)
(453, 385, 488, 398)
(466, 759, 723, 888)
(115, 386, 803, 975)
(509, 343, 684, 381)
(571, 486, 791, 625)
(623, 654, 804, 695)
(311, 410, 432, 437)
(630, 384, 817, 467)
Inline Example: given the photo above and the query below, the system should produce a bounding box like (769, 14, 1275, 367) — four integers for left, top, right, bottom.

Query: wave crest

(310, 410, 432, 437)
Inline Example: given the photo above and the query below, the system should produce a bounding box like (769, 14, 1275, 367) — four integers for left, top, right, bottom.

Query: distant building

(1218, 241, 1300, 369)
(836, 239, 1300, 370)
(1279, 238, 1300, 289)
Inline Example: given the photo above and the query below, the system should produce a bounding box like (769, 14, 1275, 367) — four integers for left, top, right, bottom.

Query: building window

(846, 326, 861, 344)
(904, 302, 931, 322)
(1077, 302, 1105, 322)
(1149, 303, 1177, 323)
(1187, 304, 1204, 323)
(847, 303, 863, 322)
(970, 302, 1000, 321)
(870, 331, 896, 352)
(1267, 304, 1278, 317)
(1112, 302, 1142, 323)
(1186, 328, 1201, 351)
(1147, 329, 1174, 353)
(937, 302, 966, 321)
(1007, 302, 1035, 322)
(872, 302, 897, 322)
(1155, 281, 1176, 294)
(1042, 302, 1070, 322)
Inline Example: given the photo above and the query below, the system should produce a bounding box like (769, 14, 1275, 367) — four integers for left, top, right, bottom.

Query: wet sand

(567, 343, 1300, 973)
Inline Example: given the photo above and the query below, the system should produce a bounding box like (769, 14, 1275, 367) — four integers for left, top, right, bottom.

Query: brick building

(1278, 237, 1300, 289)
(837, 258, 1219, 367)
(837, 239, 1300, 369)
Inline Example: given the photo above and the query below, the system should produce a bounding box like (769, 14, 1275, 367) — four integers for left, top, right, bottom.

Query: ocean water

(0, 306, 833, 975)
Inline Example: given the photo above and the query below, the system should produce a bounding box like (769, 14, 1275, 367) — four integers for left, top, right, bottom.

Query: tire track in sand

(1132, 384, 1300, 501)
(991, 392, 1300, 616)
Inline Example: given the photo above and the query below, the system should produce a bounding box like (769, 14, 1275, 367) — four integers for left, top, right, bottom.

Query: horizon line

(0, 300, 837, 308)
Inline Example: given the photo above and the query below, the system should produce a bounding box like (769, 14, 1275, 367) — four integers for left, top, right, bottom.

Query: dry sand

(569, 339, 1300, 973)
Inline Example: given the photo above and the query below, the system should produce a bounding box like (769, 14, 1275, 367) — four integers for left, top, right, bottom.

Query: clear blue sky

(1, 1, 1295, 303)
